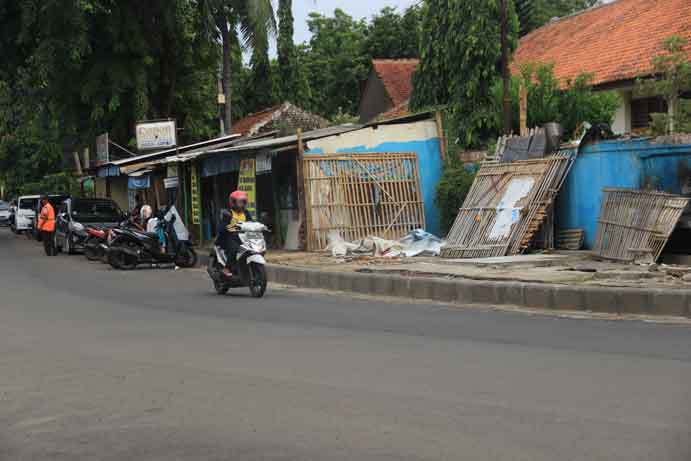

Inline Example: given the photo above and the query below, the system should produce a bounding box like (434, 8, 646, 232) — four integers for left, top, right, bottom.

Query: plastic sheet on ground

(326, 229, 443, 258)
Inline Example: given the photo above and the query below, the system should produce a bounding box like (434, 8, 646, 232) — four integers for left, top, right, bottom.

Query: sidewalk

(257, 251, 691, 318)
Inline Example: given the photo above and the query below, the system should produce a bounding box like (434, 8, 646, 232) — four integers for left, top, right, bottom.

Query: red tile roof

(378, 100, 411, 121)
(372, 59, 420, 107)
(512, 0, 691, 88)
(231, 106, 283, 136)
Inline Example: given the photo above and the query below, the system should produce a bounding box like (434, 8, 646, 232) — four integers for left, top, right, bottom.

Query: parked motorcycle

(206, 221, 268, 298)
(107, 206, 197, 270)
(83, 227, 109, 261)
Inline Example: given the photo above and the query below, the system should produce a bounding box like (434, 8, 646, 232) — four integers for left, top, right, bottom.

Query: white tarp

(326, 229, 443, 258)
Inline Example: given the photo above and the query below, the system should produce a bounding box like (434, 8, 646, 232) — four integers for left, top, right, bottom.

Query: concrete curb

(263, 264, 691, 318)
(196, 253, 690, 317)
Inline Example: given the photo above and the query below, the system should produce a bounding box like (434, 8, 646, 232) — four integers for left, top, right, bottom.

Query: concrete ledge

(264, 264, 691, 318)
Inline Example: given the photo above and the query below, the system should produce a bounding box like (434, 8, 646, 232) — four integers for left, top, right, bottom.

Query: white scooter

(207, 221, 268, 297)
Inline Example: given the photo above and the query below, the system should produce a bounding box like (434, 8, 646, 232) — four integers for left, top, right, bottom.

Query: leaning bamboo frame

(441, 153, 574, 259)
(303, 153, 426, 251)
(593, 188, 689, 262)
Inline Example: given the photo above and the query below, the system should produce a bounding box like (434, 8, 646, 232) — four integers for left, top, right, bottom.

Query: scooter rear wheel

(249, 263, 267, 298)
(108, 248, 137, 270)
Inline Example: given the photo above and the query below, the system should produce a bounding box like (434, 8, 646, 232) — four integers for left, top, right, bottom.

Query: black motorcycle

(107, 207, 197, 270)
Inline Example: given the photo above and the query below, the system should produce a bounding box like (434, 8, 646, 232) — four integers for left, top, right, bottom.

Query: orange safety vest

(38, 202, 56, 232)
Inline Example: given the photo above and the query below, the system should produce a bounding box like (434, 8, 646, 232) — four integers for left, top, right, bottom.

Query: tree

(198, 0, 275, 133)
(247, 32, 276, 112)
(365, 6, 421, 59)
(277, 0, 300, 103)
(492, 63, 621, 138)
(515, 0, 600, 36)
(637, 35, 691, 135)
(410, 0, 451, 109)
(412, 0, 519, 149)
(0, 0, 221, 196)
(301, 10, 369, 118)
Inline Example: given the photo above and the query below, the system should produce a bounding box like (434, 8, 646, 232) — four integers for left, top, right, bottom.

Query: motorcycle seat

(144, 232, 160, 240)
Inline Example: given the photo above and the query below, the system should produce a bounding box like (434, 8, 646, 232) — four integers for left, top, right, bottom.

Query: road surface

(1, 228, 690, 460)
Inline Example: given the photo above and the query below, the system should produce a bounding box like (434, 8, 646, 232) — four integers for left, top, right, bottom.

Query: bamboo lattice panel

(441, 154, 574, 259)
(593, 188, 689, 262)
(303, 153, 425, 250)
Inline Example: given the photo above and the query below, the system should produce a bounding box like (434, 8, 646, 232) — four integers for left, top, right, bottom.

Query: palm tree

(198, 0, 276, 134)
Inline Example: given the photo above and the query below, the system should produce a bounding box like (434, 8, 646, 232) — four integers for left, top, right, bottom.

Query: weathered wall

(306, 119, 443, 236)
(109, 176, 130, 211)
(558, 138, 691, 248)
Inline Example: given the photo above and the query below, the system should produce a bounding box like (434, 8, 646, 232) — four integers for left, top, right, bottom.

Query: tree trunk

(221, 22, 232, 135)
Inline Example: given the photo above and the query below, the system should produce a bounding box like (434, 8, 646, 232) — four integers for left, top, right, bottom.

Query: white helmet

(140, 205, 153, 221)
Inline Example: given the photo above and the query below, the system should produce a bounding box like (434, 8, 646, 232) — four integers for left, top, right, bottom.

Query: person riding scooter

(216, 190, 253, 277)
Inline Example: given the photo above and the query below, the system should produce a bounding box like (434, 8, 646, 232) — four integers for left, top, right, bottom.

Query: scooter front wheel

(249, 263, 267, 298)
(175, 246, 198, 268)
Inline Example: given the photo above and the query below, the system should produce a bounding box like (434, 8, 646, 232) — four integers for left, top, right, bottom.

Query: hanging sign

(136, 120, 177, 151)
(190, 166, 201, 225)
(238, 158, 257, 216)
(256, 151, 272, 174)
(164, 177, 179, 189)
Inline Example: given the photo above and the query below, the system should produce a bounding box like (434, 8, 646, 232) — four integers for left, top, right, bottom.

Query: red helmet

(229, 190, 248, 204)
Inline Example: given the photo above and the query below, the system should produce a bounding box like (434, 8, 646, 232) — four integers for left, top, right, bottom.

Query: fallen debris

(593, 189, 690, 263)
(326, 229, 443, 258)
(441, 153, 575, 259)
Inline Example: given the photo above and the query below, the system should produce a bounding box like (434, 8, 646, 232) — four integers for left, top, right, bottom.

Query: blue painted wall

(306, 138, 443, 236)
(558, 139, 691, 248)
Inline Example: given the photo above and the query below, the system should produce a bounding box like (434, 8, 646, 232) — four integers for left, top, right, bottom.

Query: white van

(13, 195, 39, 233)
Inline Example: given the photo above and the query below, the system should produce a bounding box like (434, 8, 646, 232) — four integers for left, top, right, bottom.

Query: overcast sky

(292, 0, 420, 44)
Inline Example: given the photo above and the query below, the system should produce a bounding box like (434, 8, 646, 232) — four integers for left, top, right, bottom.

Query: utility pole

(501, 0, 512, 135)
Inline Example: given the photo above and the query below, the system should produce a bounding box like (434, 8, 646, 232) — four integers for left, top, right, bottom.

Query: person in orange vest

(37, 195, 57, 256)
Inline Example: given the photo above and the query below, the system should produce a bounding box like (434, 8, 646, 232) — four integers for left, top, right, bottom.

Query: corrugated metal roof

(108, 134, 241, 167)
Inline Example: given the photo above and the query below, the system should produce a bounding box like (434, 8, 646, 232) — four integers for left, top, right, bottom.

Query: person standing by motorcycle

(37, 195, 56, 256)
(216, 190, 252, 277)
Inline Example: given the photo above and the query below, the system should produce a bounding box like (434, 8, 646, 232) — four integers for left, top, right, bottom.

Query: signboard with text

(136, 120, 177, 151)
(238, 158, 257, 216)
(190, 166, 201, 225)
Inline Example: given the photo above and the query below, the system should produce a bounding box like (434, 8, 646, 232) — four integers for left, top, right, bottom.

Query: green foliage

(436, 159, 477, 234)
(0, 0, 221, 196)
(19, 173, 82, 197)
(277, 0, 310, 105)
(412, 0, 519, 149)
(330, 109, 360, 125)
(637, 35, 691, 135)
(247, 32, 276, 113)
(364, 6, 421, 59)
(515, 0, 600, 35)
(300, 10, 370, 118)
(491, 63, 621, 138)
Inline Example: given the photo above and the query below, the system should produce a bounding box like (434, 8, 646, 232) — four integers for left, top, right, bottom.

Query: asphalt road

(1, 228, 690, 460)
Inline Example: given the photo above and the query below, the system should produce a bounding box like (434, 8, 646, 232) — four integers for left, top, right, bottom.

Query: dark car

(0, 200, 9, 226)
(55, 198, 125, 254)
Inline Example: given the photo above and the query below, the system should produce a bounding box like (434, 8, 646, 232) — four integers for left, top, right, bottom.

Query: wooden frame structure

(303, 153, 425, 250)
(594, 188, 689, 262)
(441, 153, 574, 259)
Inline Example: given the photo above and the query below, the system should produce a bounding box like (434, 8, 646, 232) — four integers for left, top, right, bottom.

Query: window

(19, 198, 36, 210)
(631, 97, 668, 129)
